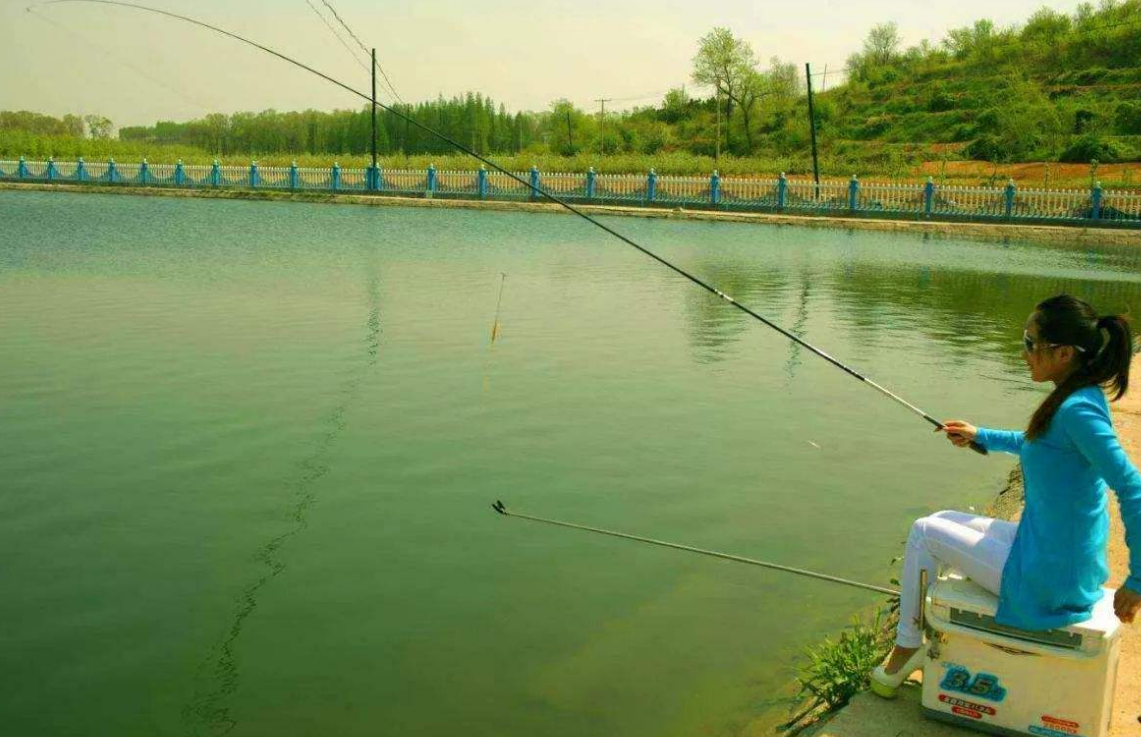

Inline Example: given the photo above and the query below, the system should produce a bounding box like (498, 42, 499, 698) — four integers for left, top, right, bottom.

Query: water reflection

(678, 234, 1141, 375)
(681, 265, 789, 363)
(783, 271, 812, 380)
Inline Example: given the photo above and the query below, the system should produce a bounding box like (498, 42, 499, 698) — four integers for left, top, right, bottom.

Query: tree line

(117, 94, 538, 158)
(4, 0, 1141, 166)
(1, 111, 115, 140)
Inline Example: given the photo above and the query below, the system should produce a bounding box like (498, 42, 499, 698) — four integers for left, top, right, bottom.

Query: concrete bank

(806, 356, 1141, 737)
(4, 181, 1141, 249)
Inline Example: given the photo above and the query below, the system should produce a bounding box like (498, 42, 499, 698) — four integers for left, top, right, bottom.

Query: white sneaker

(869, 647, 926, 699)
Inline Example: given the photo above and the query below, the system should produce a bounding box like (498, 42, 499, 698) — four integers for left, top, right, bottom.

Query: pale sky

(1, 0, 1086, 128)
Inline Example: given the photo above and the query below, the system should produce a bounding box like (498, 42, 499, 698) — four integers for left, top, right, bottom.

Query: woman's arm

(973, 427, 1025, 456)
(941, 421, 1023, 454)
(1062, 398, 1141, 604)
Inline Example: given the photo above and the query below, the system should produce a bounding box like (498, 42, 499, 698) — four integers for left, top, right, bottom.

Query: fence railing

(2, 157, 1139, 228)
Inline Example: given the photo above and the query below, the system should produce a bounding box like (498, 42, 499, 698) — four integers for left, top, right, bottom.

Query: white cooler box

(922, 574, 1122, 737)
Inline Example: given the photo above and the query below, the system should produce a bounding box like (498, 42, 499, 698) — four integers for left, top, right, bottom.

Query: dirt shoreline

(807, 356, 1141, 736)
(4, 181, 1141, 248)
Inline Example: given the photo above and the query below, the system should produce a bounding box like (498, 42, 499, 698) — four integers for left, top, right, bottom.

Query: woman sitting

(872, 294, 1141, 698)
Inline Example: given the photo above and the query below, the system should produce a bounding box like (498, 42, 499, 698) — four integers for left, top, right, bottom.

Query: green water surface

(2, 191, 1140, 736)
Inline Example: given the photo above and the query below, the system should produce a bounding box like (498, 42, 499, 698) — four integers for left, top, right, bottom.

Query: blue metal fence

(2, 156, 1139, 228)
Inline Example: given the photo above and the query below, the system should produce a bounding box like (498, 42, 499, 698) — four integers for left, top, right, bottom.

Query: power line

(318, 0, 403, 104)
(568, 88, 677, 113)
(607, 88, 673, 103)
(809, 66, 847, 88)
(318, 0, 367, 56)
(303, 0, 368, 73)
(594, 97, 611, 154)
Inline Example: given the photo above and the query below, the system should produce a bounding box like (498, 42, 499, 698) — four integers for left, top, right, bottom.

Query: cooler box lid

(926, 574, 1120, 655)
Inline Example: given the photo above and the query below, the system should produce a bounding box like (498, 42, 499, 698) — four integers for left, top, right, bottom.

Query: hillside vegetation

(2, 1, 1140, 186)
(820, 1, 1141, 163)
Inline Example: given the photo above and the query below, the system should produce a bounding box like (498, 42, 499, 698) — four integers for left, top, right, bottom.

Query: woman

(871, 294, 1141, 698)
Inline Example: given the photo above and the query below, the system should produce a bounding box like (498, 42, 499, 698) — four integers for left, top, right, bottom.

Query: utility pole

(821, 63, 829, 92)
(370, 48, 378, 190)
(594, 98, 612, 154)
(805, 63, 821, 199)
(715, 87, 721, 162)
(566, 109, 574, 151)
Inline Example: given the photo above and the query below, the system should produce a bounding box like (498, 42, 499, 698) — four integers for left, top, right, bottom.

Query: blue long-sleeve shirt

(976, 385, 1141, 631)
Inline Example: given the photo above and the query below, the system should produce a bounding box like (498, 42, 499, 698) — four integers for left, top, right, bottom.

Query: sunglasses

(1023, 330, 1086, 354)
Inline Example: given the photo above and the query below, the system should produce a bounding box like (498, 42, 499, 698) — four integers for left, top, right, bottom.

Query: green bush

(950, 123, 977, 142)
(1071, 67, 1110, 86)
(1073, 108, 1098, 134)
(928, 91, 957, 113)
(854, 115, 893, 139)
(796, 608, 896, 712)
(967, 135, 1045, 164)
(1059, 134, 1129, 163)
(1116, 102, 1141, 135)
(885, 98, 918, 115)
(975, 108, 1001, 134)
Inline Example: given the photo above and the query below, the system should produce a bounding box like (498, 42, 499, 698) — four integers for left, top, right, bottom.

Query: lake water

(3, 190, 1140, 737)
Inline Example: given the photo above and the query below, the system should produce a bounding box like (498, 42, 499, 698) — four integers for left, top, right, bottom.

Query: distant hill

(811, 2, 1141, 164)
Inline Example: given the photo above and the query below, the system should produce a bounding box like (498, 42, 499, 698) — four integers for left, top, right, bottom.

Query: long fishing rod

(36, 0, 985, 454)
(492, 501, 898, 596)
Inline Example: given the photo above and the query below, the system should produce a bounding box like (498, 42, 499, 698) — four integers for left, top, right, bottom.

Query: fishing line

(34, 0, 986, 454)
(491, 501, 899, 596)
(481, 273, 507, 394)
(26, 5, 218, 112)
(490, 272, 507, 345)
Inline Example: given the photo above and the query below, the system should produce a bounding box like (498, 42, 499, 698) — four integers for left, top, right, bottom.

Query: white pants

(896, 510, 1019, 647)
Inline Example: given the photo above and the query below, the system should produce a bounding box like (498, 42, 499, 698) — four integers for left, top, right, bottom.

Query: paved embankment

(4, 181, 1141, 248)
(807, 356, 1141, 737)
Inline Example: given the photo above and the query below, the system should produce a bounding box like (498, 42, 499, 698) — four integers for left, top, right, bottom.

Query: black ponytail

(1095, 314, 1133, 401)
(1026, 296, 1134, 441)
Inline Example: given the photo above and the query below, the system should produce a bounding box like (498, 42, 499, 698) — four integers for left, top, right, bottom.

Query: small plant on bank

(784, 605, 897, 732)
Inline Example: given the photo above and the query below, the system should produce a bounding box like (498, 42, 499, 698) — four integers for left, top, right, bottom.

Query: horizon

(2, 0, 1089, 128)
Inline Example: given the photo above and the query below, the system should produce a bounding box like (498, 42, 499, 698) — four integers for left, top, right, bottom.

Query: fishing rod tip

(492, 500, 507, 515)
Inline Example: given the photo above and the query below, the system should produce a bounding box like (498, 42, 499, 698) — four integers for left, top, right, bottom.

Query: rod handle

(938, 424, 989, 456)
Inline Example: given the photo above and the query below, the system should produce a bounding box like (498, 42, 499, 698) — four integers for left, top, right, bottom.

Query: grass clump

(781, 606, 897, 734)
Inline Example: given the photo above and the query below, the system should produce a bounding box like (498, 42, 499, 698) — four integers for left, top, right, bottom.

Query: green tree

(544, 99, 592, 155)
(847, 23, 903, 83)
(863, 22, 901, 66)
(691, 27, 759, 153)
(61, 114, 84, 138)
(1021, 7, 1072, 43)
(660, 87, 691, 124)
(83, 115, 114, 140)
